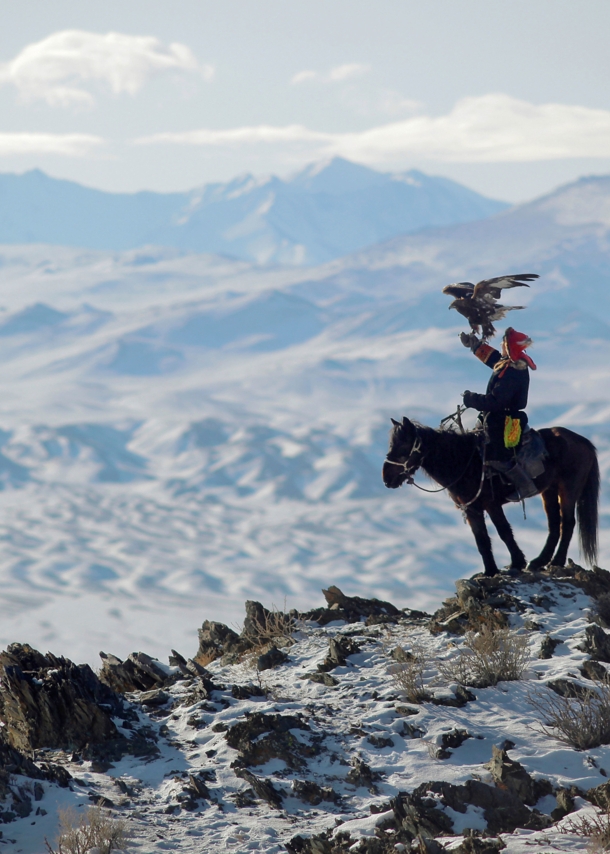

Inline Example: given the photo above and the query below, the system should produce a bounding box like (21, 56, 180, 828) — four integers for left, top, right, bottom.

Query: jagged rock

(0, 643, 124, 753)
(168, 649, 212, 679)
(429, 580, 512, 636)
(305, 672, 338, 687)
(485, 745, 551, 806)
(580, 624, 610, 662)
(411, 779, 551, 835)
(99, 650, 172, 693)
(430, 685, 476, 708)
(391, 646, 414, 663)
(346, 757, 379, 791)
(292, 779, 340, 805)
(175, 673, 225, 707)
(231, 683, 266, 699)
(243, 600, 272, 637)
(452, 838, 506, 853)
(234, 767, 283, 809)
(194, 620, 251, 665)
(551, 787, 576, 820)
(138, 689, 171, 707)
(547, 678, 596, 700)
(367, 734, 394, 749)
(559, 562, 610, 599)
(587, 780, 610, 810)
(286, 831, 333, 853)
(257, 645, 288, 671)
(441, 729, 471, 752)
(318, 636, 361, 672)
(581, 659, 608, 681)
(226, 712, 311, 769)
(301, 586, 403, 627)
(395, 705, 420, 716)
(538, 635, 561, 659)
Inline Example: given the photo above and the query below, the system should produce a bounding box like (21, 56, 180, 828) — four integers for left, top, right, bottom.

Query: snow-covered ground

(4, 569, 610, 853)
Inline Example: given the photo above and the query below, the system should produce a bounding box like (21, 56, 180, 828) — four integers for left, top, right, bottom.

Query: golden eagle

(442, 273, 538, 339)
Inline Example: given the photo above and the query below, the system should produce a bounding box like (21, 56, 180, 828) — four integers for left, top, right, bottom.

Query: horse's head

(382, 416, 418, 488)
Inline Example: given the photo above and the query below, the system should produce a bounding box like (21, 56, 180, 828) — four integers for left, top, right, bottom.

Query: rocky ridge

(2, 566, 610, 851)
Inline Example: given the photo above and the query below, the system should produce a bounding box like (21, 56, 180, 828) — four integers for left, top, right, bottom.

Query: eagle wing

(442, 282, 474, 299)
(473, 273, 538, 302)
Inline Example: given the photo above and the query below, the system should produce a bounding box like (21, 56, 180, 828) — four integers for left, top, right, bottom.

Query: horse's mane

(390, 420, 478, 477)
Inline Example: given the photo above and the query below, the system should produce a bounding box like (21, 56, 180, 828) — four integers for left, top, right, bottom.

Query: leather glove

(462, 390, 476, 409)
(460, 332, 481, 352)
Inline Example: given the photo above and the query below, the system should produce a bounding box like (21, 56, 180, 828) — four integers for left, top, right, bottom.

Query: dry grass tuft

(45, 805, 128, 854)
(529, 679, 610, 751)
(563, 809, 610, 851)
(390, 643, 430, 703)
(242, 601, 296, 651)
(438, 625, 530, 688)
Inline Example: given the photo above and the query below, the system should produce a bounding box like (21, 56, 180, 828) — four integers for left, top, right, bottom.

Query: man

(460, 327, 537, 500)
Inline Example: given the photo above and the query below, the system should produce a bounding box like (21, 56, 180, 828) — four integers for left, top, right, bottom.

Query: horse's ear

(402, 416, 410, 426)
(391, 417, 400, 427)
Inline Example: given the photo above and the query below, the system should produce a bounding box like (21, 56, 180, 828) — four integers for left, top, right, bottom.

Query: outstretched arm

(460, 332, 502, 369)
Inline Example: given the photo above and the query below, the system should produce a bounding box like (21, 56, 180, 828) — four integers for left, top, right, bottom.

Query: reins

(385, 415, 486, 509)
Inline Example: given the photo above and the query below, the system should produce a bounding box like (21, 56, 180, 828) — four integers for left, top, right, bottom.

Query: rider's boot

(487, 459, 538, 501)
(505, 461, 538, 501)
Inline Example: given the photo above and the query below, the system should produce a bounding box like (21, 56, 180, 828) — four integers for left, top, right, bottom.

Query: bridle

(384, 431, 428, 487)
(384, 422, 485, 507)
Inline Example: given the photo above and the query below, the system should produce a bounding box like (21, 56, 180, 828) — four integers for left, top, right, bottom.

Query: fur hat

(504, 327, 536, 369)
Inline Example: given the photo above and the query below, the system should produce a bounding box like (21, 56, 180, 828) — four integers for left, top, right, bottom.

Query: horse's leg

(528, 486, 561, 571)
(551, 486, 577, 567)
(466, 507, 499, 577)
(486, 502, 527, 571)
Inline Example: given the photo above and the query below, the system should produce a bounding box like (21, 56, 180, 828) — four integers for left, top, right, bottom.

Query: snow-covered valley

(0, 173, 609, 664)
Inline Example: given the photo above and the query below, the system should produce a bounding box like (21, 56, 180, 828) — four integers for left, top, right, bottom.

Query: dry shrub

(45, 805, 128, 854)
(439, 625, 530, 688)
(563, 809, 610, 851)
(242, 602, 296, 651)
(390, 643, 430, 703)
(529, 680, 610, 750)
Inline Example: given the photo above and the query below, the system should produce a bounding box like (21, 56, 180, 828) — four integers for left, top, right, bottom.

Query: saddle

(518, 427, 548, 478)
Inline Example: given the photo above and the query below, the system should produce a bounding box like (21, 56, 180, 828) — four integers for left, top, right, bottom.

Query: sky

(0, 0, 609, 202)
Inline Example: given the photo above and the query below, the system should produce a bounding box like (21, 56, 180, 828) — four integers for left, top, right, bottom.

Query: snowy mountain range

(0, 158, 507, 264)
(0, 172, 609, 664)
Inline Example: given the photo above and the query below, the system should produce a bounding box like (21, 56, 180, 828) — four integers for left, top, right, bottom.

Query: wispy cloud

(0, 133, 105, 157)
(134, 94, 610, 163)
(291, 63, 370, 85)
(0, 30, 209, 107)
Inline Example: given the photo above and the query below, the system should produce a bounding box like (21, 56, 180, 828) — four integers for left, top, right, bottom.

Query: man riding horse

(460, 327, 537, 501)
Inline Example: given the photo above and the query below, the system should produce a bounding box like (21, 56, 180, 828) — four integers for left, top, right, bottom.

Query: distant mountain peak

(0, 160, 509, 265)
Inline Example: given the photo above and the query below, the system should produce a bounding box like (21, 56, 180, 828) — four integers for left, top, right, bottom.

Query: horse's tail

(577, 444, 600, 566)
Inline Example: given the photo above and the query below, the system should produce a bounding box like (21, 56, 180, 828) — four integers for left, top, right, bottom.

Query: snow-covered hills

(0, 159, 507, 264)
(0, 173, 608, 663)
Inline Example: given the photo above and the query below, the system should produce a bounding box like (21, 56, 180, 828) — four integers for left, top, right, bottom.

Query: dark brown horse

(382, 417, 599, 576)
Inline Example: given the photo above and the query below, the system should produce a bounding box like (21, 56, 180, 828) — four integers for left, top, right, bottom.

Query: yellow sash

(504, 416, 522, 449)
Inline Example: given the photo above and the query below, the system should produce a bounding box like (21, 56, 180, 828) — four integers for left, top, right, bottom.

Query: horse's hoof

(484, 569, 499, 577)
(504, 566, 523, 577)
(527, 561, 547, 572)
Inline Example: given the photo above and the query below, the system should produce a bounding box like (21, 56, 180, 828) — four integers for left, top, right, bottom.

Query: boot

(505, 460, 538, 501)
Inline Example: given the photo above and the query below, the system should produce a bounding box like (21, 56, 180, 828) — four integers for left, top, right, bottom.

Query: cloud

(291, 63, 370, 85)
(134, 94, 610, 163)
(0, 30, 208, 107)
(0, 133, 104, 157)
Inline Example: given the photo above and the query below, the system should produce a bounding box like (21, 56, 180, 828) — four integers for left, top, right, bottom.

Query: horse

(382, 416, 599, 577)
